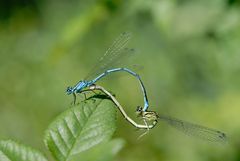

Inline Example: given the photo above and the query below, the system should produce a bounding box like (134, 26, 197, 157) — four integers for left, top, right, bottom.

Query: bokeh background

(0, 0, 240, 160)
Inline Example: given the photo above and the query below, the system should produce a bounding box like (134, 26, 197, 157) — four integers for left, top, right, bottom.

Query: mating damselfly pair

(66, 32, 227, 143)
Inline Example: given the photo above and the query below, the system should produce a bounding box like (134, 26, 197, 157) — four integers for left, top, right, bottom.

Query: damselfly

(82, 85, 227, 143)
(66, 32, 149, 111)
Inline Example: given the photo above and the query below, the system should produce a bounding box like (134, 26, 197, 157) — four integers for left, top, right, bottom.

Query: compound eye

(136, 106, 142, 112)
(66, 87, 73, 94)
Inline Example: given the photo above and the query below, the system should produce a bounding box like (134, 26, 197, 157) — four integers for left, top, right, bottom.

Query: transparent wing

(158, 115, 227, 143)
(85, 32, 134, 80)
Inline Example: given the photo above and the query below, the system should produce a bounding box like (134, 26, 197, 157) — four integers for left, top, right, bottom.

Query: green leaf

(0, 140, 47, 161)
(44, 97, 117, 161)
(69, 138, 125, 161)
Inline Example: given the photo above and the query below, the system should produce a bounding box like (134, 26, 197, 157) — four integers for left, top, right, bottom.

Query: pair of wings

(84, 32, 135, 80)
(157, 114, 227, 143)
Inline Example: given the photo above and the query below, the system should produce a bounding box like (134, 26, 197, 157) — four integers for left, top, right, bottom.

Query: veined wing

(158, 114, 227, 143)
(85, 32, 133, 80)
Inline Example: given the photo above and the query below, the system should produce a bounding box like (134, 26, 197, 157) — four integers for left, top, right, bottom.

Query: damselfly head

(136, 106, 142, 112)
(136, 106, 143, 116)
(66, 86, 73, 95)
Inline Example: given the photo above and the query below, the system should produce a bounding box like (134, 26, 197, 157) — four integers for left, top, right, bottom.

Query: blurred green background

(0, 0, 240, 160)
